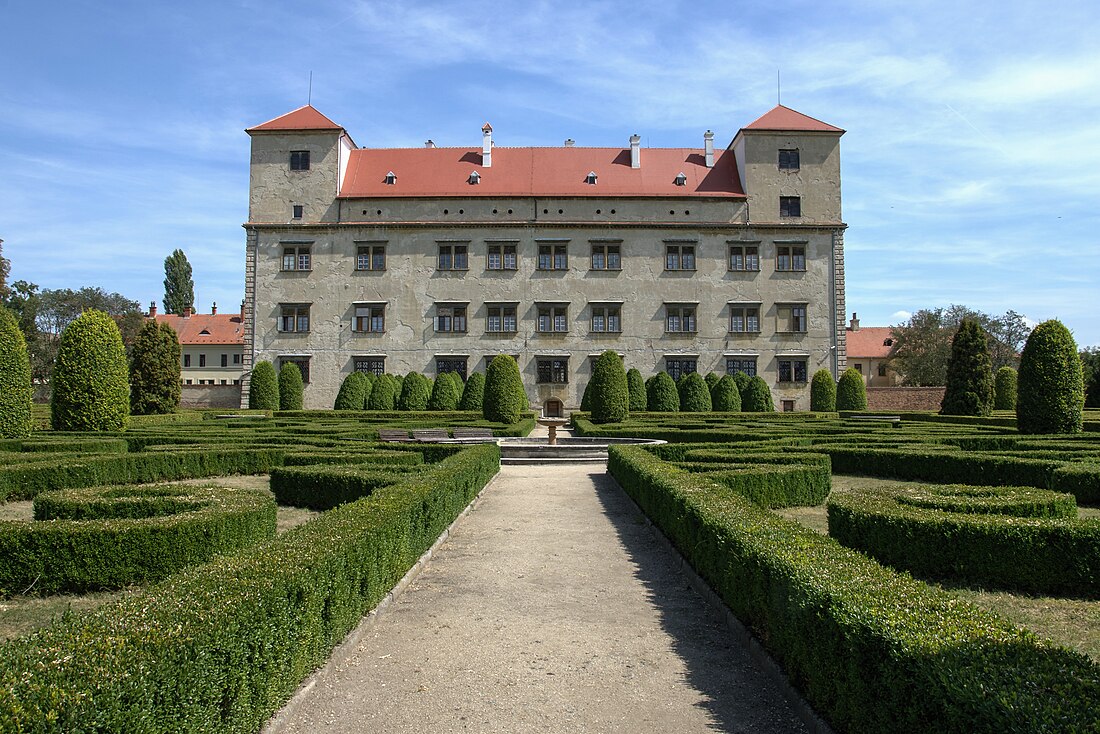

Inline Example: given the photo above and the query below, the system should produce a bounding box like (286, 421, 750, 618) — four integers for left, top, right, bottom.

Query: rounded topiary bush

(459, 371, 485, 411)
(129, 320, 181, 416)
(248, 361, 279, 410)
(994, 366, 1018, 411)
(742, 375, 775, 412)
(334, 371, 369, 410)
(51, 309, 130, 432)
(678, 372, 712, 412)
(704, 372, 721, 391)
(428, 371, 462, 411)
(810, 369, 837, 412)
(835, 367, 867, 411)
(646, 372, 680, 412)
(399, 372, 432, 411)
(278, 362, 304, 411)
(626, 368, 647, 412)
(483, 355, 525, 424)
(731, 371, 752, 404)
(590, 350, 629, 424)
(1017, 320, 1084, 434)
(940, 318, 994, 416)
(711, 375, 741, 412)
(580, 379, 593, 411)
(361, 372, 378, 409)
(367, 374, 399, 410)
(0, 306, 33, 438)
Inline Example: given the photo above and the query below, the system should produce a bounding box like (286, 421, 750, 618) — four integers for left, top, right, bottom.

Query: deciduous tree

(163, 249, 195, 315)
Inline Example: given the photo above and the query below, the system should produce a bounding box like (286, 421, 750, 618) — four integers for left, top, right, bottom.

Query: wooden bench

(378, 429, 414, 442)
(412, 428, 451, 442)
(451, 427, 495, 441)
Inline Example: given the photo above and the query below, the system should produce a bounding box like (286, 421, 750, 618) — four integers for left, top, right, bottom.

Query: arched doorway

(543, 398, 563, 418)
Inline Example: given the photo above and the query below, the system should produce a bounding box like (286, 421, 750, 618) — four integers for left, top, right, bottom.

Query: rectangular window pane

(592, 250, 605, 270)
(455, 245, 468, 269)
(354, 358, 385, 375)
(666, 247, 678, 270)
(682, 247, 695, 270)
(504, 247, 516, 269)
(488, 249, 502, 270)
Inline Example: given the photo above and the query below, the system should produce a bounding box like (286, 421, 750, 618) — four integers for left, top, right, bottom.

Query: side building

(149, 303, 246, 408)
(242, 104, 847, 412)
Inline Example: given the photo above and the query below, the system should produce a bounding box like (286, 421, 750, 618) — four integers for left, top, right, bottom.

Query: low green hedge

(1052, 463, 1100, 505)
(0, 483, 276, 595)
(280, 449, 424, 468)
(19, 437, 129, 454)
(610, 445, 1100, 733)
(820, 445, 1063, 489)
(828, 485, 1100, 597)
(0, 443, 500, 732)
(270, 464, 425, 511)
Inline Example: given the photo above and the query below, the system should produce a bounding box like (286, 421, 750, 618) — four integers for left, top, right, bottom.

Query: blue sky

(3, 0, 1099, 344)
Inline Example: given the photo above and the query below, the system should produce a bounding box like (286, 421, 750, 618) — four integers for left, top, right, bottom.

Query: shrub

(361, 372, 378, 409)
(994, 366, 1018, 410)
(704, 371, 721, 391)
(835, 367, 867, 411)
(428, 372, 462, 411)
(51, 309, 130, 432)
(678, 372, 712, 412)
(367, 374, 399, 410)
(128, 320, 182, 416)
(458, 371, 485, 411)
(626, 368, 647, 411)
(0, 306, 32, 438)
(398, 372, 432, 411)
(580, 379, 593, 411)
(711, 375, 741, 412)
(1018, 320, 1084, 434)
(278, 362, 304, 410)
(483, 355, 525, 424)
(731, 371, 752, 404)
(646, 372, 680, 412)
(248, 361, 279, 410)
(590, 350, 629, 424)
(940, 318, 994, 416)
(334, 372, 369, 410)
(810, 369, 836, 412)
(741, 375, 774, 412)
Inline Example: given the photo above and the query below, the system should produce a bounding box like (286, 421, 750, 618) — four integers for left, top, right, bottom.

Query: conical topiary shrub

(1017, 320, 1084, 434)
(459, 371, 485, 411)
(0, 306, 32, 438)
(626, 368, 647, 412)
(428, 371, 462, 411)
(836, 367, 867, 411)
(678, 372, 712, 412)
(994, 366, 1018, 411)
(590, 350, 629, 423)
(810, 369, 837, 412)
(278, 362, 304, 411)
(742, 375, 775, 412)
(361, 372, 378, 409)
(646, 372, 680, 412)
(399, 372, 432, 411)
(704, 372, 721, 391)
(51, 309, 130, 431)
(711, 375, 741, 412)
(248, 361, 279, 410)
(334, 371, 369, 410)
(483, 355, 525, 424)
(940, 318, 994, 416)
(367, 374, 399, 410)
(731, 371, 752, 405)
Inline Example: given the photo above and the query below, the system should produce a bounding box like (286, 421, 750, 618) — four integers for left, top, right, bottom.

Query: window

(537, 243, 568, 270)
(729, 305, 761, 333)
(778, 149, 800, 171)
(777, 358, 808, 383)
(438, 243, 468, 270)
(357, 244, 386, 271)
(878, 364, 888, 377)
(665, 244, 696, 270)
(726, 358, 757, 377)
(666, 358, 697, 380)
(385, 171, 397, 185)
(777, 245, 806, 271)
(674, 172, 687, 186)
(776, 304, 808, 333)
(591, 243, 621, 270)
(729, 245, 760, 271)
(537, 304, 568, 333)
(185, 379, 192, 385)
(590, 304, 622, 333)
(436, 357, 468, 380)
(353, 304, 386, 333)
(666, 304, 697, 333)
(486, 304, 518, 333)
(292, 204, 304, 219)
(289, 150, 310, 171)
(487, 243, 517, 270)
(279, 357, 310, 383)
(354, 357, 386, 375)
(221, 380, 228, 385)
(435, 304, 467, 333)
(536, 358, 569, 384)
(220, 354, 228, 368)
(183, 354, 191, 368)
(233, 354, 241, 365)
(585, 171, 598, 185)
(282, 246, 311, 272)
(780, 196, 801, 218)
(854, 363, 863, 374)
(278, 305, 310, 333)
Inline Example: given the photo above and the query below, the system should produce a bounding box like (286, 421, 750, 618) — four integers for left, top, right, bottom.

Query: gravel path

(264, 464, 811, 734)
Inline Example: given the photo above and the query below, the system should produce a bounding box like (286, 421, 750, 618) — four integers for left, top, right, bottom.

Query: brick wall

(866, 387, 944, 411)
(181, 384, 243, 409)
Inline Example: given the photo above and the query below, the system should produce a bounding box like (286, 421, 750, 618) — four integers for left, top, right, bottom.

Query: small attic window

(884, 338, 894, 347)
(468, 171, 481, 185)
(384, 171, 397, 185)
(585, 171, 598, 185)
(674, 172, 687, 186)
(199, 329, 211, 335)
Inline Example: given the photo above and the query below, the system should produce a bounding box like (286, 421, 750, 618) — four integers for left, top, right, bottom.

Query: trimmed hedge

(741, 375, 775, 412)
(270, 463, 426, 511)
(483, 355, 525, 424)
(334, 372, 369, 410)
(626, 368, 647, 412)
(0, 483, 275, 595)
(710, 375, 741, 412)
(51, 310, 130, 432)
(609, 445, 1100, 733)
(458, 371, 485, 411)
(646, 372, 680, 412)
(590, 350, 629, 423)
(678, 372, 712, 413)
(428, 372, 462, 411)
(249, 361, 279, 410)
(367, 374, 399, 410)
(278, 362, 304, 411)
(399, 372, 432, 411)
(810, 369, 836, 412)
(0, 444, 500, 733)
(994, 366, 1018, 411)
(0, 306, 32, 439)
(1018, 319, 1085, 434)
(835, 367, 867, 411)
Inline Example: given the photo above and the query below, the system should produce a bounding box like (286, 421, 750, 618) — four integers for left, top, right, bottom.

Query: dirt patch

(0, 589, 133, 642)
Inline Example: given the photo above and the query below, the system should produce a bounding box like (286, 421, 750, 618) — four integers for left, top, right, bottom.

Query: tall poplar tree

(163, 249, 195, 315)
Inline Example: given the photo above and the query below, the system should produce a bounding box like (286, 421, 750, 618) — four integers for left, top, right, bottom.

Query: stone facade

(243, 105, 846, 412)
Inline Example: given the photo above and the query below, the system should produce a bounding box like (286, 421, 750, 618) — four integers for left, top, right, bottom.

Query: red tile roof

(339, 147, 744, 199)
(742, 105, 844, 133)
(247, 105, 344, 133)
(846, 327, 896, 359)
(155, 313, 244, 345)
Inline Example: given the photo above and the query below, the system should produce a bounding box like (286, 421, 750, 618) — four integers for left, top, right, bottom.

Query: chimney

(425, 139, 436, 148)
(849, 312, 860, 331)
(704, 130, 715, 168)
(183, 306, 192, 318)
(240, 300, 246, 320)
(148, 301, 157, 318)
(564, 139, 575, 147)
(211, 302, 217, 315)
(630, 134, 641, 169)
(481, 122, 492, 168)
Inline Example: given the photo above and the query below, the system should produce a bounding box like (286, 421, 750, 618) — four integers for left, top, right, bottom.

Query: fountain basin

(497, 436, 665, 465)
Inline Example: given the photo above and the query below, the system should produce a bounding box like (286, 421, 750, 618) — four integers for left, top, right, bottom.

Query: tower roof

(741, 105, 844, 134)
(247, 105, 344, 133)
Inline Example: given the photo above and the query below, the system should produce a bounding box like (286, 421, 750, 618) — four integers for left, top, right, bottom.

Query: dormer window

(199, 329, 210, 335)
(585, 171, 598, 185)
(468, 171, 481, 185)
(384, 171, 397, 185)
(674, 172, 687, 186)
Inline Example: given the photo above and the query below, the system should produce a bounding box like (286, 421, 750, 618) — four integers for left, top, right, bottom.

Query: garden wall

(866, 386, 944, 411)
(180, 384, 242, 409)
